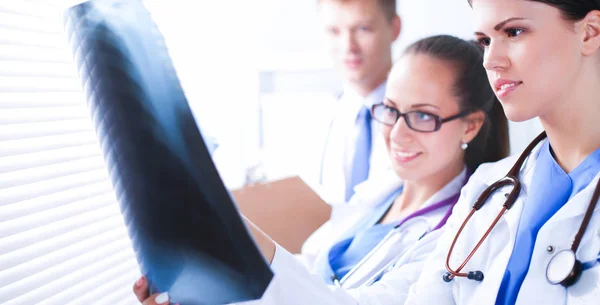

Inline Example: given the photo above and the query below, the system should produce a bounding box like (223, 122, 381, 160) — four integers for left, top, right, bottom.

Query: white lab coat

(239, 168, 468, 305)
(307, 83, 391, 205)
(405, 139, 600, 305)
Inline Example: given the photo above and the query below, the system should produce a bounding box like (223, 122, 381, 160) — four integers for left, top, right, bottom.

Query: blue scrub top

(496, 140, 600, 305)
(328, 189, 401, 281)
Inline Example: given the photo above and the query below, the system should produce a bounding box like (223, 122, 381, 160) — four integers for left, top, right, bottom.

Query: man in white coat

(310, 0, 401, 205)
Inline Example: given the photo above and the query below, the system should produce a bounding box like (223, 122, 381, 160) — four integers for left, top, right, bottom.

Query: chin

(391, 165, 422, 182)
(502, 105, 538, 123)
(343, 70, 368, 83)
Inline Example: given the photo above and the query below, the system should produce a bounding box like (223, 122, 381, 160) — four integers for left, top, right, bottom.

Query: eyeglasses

(371, 103, 475, 133)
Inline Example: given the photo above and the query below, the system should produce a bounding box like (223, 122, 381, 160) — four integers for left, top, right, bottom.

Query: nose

(483, 41, 510, 72)
(341, 30, 360, 55)
(389, 115, 414, 141)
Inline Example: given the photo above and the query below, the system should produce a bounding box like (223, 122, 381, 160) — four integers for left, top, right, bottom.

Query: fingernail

(135, 276, 144, 287)
(155, 292, 169, 304)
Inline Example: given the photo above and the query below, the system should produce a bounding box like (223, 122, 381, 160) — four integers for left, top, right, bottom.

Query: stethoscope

(443, 131, 600, 287)
(333, 190, 463, 288)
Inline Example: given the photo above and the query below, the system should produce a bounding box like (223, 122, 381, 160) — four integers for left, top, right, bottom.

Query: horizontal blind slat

(0, 106, 89, 124)
(0, 217, 125, 270)
(0, 76, 81, 92)
(0, 92, 84, 108)
(0, 144, 100, 173)
(0, 60, 76, 77)
(0, 169, 111, 206)
(0, 132, 98, 157)
(0, 232, 132, 285)
(0, 182, 112, 222)
(0, 156, 104, 188)
(0, 11, 62, 33)
(46, 265, 139, 305)
(0, 192, 115, 239)
(0, 248, 136, 305)
(0, 44, 72, 62)
(0, 119, 93, 141)
(0, 208, 121, 257)
(77, 272, 142, 305)
(0, 1, 58, 19)
(0, 28, 66, 48)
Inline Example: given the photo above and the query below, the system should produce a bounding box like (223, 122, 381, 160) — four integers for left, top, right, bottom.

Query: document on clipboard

(64, 1, 272, 304)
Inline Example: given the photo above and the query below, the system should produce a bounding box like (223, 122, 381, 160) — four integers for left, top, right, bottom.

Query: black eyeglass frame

(371, 103, 477, 133)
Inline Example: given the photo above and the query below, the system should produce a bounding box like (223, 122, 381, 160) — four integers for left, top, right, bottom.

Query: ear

(391, 15, 401, 41)
(462, 110, 485, 144)
(579, 10, 600, 56)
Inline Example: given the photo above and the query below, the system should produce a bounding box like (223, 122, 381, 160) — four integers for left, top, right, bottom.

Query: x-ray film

(63, 1, 273, 304)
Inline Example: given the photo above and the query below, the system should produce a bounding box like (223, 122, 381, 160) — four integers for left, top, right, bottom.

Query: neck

(347, 61, 391, 97)
(540, 65, 600, 173)
(393, 160, 465, 217)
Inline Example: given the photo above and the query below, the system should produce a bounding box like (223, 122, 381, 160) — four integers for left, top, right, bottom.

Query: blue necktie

(346, 106, 372, 201)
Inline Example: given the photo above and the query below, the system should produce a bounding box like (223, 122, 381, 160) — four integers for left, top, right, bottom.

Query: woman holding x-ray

(133, 35, 509, 305)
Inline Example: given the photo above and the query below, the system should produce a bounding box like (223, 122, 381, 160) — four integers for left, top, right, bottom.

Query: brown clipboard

(232, 176, 332, 254)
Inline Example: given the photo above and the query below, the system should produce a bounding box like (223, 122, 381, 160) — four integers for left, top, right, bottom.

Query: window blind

(0, 1, 140, 304)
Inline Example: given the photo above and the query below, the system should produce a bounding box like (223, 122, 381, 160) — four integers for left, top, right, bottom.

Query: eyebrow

(411, 103, 440, 110)
(474, 17, 527, 36)
(385, 99, 439, 110)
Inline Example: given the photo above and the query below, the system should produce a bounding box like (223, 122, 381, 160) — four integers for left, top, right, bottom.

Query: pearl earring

(461, 142, 468, 150)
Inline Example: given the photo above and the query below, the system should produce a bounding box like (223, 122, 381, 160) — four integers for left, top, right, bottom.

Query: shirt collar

(342, 80, 387, 108)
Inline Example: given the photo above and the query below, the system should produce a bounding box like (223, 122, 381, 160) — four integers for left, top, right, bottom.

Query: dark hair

(404, 35, 510, 171)
(468, 0, 600, 21)
(317, 0, 397, 21)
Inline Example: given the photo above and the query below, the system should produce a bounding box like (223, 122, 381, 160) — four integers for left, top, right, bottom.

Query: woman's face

(472, 0, 584, 122)
(383, 54, 471, 183)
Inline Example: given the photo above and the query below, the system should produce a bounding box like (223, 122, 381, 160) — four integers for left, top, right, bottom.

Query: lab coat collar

(349, 168, 403, 209)
(548, 173, 600, 224)
(421, 167, 467, 209)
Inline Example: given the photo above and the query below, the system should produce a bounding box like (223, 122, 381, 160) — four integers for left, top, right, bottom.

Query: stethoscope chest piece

(546, 249, 582, 287)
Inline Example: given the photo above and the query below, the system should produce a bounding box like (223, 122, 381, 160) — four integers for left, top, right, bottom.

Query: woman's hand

(131, 217, 274, 305)
(132, 276, 179, 305)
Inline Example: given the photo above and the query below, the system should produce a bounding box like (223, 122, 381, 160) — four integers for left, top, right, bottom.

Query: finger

(143, 292, 170, 305)
(132, 276, 150, 303)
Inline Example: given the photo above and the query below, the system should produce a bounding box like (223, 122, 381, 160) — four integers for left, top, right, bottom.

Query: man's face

(319, 0, 399, 88)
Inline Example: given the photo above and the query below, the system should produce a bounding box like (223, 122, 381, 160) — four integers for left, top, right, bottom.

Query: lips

(344, 58, 362, 69)
(494, 78, 523, 99)
(392, 150, 422, 163)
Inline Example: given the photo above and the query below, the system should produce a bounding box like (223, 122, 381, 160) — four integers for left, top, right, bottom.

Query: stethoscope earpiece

(442, 272, 453, 283)
(467, 271, 484, 281)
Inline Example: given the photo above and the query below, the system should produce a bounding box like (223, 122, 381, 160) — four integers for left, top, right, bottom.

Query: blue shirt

(496, 140, 600, 305)
(328, 189, 401, 280)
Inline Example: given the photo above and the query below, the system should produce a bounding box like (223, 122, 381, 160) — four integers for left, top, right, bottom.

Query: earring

(461, 142, 468, 150)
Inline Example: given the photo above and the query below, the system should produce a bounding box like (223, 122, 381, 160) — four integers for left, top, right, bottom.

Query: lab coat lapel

(464, 147, 540, 305)
(546, 174, 600, 225)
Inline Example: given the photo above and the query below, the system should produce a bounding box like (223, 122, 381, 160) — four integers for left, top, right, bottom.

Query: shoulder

(469, 154, 520, 186)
